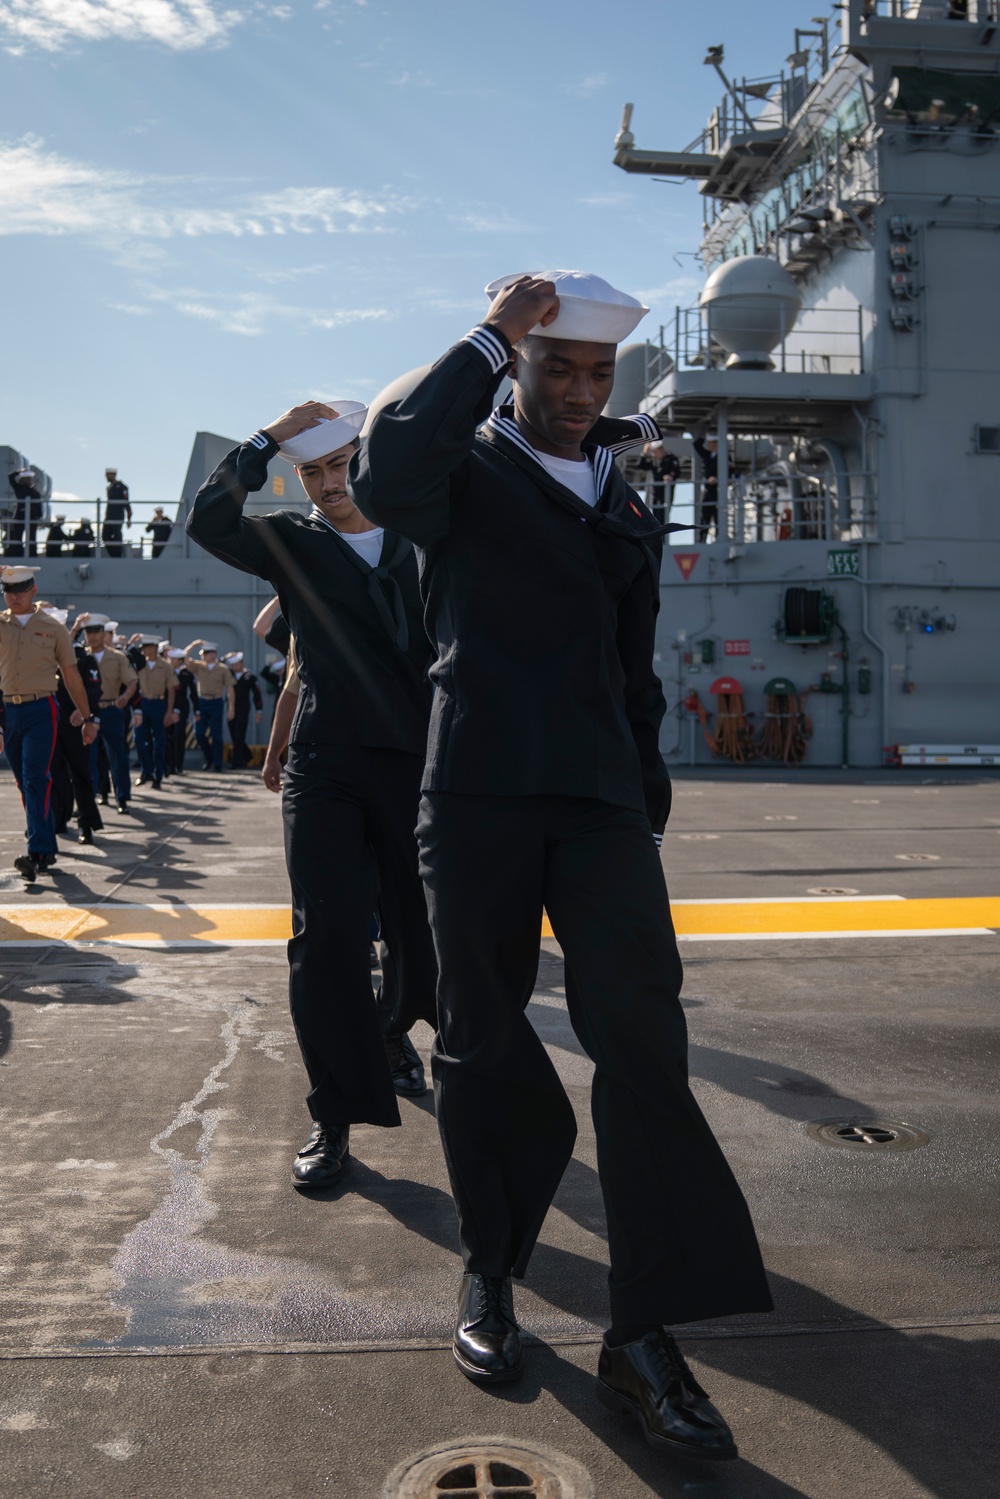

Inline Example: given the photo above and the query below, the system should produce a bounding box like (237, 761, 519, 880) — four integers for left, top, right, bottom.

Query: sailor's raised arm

(350, 279, 559, 545)
(186, 403, 335, 579)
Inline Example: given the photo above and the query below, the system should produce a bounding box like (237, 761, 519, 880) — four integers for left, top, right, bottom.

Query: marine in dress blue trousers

(5, 696, 60, 855)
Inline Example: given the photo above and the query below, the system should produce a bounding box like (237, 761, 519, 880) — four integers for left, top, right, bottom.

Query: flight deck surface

(1, 766, 997, 1498)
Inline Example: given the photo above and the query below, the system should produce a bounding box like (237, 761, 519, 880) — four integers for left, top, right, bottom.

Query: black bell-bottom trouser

(167, 714, 190, 773)
(230, 705, 251, 767)
(282, 743, 439, 1129)
(51, 717, 103, 835)
(417, 792, 773, 1331)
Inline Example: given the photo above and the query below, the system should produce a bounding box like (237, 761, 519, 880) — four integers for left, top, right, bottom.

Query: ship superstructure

(613, 0, 1000, 767)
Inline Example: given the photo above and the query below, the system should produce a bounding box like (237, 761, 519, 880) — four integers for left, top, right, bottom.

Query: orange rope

(756, 691, 813, 764)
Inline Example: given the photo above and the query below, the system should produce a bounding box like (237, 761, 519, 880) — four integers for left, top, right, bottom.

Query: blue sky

(1, 0, 816, 511)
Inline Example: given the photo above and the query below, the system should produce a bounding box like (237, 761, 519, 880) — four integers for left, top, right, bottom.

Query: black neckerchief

(309, 509, 411, 652)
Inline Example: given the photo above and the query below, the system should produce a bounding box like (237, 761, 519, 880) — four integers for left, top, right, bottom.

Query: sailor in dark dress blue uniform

(352, 270, 772, 1462)
(187, 401, 438, 1189)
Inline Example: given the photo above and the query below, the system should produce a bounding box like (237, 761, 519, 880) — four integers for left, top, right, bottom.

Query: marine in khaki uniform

(0, 567, 99, 881)
(133, 637, 178, 790)
(182, 640, 235, 771)
(74, 612, 138, 813)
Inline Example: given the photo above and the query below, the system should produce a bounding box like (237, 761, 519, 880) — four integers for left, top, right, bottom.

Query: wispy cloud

(449, 204, 532, 235)
(0, 137, 415, 239)
(562, 73, 609, 99)
(389, 69, 436, 88)
(252, 262, 328, 285)
(139, 283, 393, 337)
(580, 191, 634, 208)
(0, 0, 242, 52)
(634, 274, 703, 308)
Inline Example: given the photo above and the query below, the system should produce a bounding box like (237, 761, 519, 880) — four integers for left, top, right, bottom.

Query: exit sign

(827, 549, 859, 577)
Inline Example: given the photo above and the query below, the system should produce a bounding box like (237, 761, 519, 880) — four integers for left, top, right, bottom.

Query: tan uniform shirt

(139, 660, 178, 701)
(94, 648, 138, 705)
(0, 607, 77, 698)
(189, 661, 234, 700)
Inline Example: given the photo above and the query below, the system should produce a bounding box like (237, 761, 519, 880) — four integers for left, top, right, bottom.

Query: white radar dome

(699, 256, 801, 371)
(603, 341, 670, 419)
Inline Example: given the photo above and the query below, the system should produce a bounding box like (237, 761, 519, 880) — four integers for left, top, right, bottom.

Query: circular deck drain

(385, 1439, 593, 1499)
(806, 1118, 930, 1152)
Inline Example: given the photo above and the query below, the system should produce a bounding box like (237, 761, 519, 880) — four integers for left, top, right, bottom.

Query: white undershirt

(14, 613, 31, 627)
(92, 649, 104, 661)
(311, 506, 385, 566)
(535, 451, 599, 509)
(340, 528, 384, 566)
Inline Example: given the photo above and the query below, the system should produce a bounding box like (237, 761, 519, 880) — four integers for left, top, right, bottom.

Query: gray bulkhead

(616, 1, 1000, 765)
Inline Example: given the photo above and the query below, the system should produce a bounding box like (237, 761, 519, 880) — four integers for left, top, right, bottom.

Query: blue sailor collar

(485, 407, 617, 503)
(484, 406, 685, 541)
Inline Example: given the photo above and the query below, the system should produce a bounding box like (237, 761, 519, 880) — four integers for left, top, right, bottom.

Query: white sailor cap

(484, 270, 649, 344)
(43, 606, 69, 626)
(82, 613, 110, 628)
(201, 641, 219, 653)
(137, 634, 163, 647)
(278, 402, 368, 464)
(106, 620, 119, 632)
(224, 651, 244, 664)
(1, 565, 40, 586)
(166, 647, 185, 659)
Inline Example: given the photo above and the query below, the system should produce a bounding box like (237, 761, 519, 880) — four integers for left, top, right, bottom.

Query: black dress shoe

(383, 1031, 427, 1097)
(151, 779, 162, 790)
(291, 1123, 349, 1189)
(135, 774, 150, 786)
(99, 794, 109, 806)
(116, 801, 129, 814)
(78, 829, 95, 845)
(453, 1274, 523, 1384)
(36, 853, 58, 872)
(14, 854, 37, 883)
(596, 1329, 737, 1462)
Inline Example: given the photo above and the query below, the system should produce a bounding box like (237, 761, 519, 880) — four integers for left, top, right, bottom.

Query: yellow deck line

(0, 897, 997, 947)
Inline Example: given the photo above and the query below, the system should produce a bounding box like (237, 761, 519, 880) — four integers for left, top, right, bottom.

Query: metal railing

(726, 471, 878, 543)
(649, 304, 868, 383)
(632, 469, 878, 545)
(0, 499, 179, 561)
(867, 1, 998, 20)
